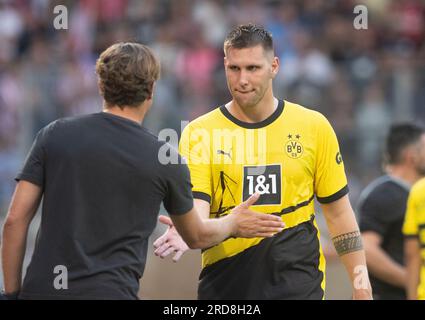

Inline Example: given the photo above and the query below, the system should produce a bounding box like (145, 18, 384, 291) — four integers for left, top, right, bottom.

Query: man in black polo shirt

(358, 123, 425, 299)
(0, 42, 284, 300)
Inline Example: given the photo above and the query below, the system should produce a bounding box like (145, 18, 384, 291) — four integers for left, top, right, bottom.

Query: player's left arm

(1, 181, 42, 297)
(321, 194, 373, 300)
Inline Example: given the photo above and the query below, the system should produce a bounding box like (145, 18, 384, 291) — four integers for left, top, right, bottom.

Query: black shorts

(198, 217, 324, 300)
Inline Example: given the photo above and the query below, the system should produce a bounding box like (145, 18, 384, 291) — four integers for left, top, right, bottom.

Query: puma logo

(217, 149, 232, 160)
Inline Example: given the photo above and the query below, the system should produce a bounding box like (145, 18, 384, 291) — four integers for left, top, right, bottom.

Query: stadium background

(0, 0, 424, 299)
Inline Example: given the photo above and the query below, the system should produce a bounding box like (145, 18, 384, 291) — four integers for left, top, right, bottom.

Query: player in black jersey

(358, 123, 425, 299)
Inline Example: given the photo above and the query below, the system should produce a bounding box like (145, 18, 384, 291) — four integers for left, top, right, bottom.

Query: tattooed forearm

(332, 231, 363, 256)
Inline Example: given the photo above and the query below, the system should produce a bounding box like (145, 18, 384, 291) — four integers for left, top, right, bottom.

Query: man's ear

(271, 56, 279, 79)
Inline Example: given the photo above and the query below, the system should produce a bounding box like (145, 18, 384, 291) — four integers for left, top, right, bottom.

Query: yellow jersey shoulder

(411, 177, 425, 197)
(410, 177, 425, 215)
(282, 101, 331, 128)
(184, 107, 224, 130)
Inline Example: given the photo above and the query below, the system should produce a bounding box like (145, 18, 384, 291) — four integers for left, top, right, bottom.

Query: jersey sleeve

(161, 144, 194, 216)
(403, 186, 419, 237)
(15, 128, 48, 187)
(314, 114, 348, 203)
(179, 123, 212, 203)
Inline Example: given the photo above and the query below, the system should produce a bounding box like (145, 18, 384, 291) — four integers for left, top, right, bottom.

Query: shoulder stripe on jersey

(193, 191, 211, 203)
(316, 185, 349, 204)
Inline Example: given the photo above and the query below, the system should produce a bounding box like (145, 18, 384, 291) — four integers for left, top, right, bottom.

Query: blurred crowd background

(0, 0, 424, 299)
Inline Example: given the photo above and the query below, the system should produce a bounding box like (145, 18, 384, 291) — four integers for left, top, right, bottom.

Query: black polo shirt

(358, 175, 409, 300)
(16, 112, 193, 300)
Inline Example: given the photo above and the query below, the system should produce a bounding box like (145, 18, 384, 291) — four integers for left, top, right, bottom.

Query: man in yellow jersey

(154, 24, 372, 299)
(403, 177, 425, 300)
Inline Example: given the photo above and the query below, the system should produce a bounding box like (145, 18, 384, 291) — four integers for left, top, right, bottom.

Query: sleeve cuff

(192, 191, 211, 203)
(15, 173, 44, 187)
(168, 203, 194, 216)
(317, 185, 349, 204)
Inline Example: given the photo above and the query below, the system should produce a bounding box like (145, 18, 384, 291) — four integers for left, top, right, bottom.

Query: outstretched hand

(153, 215, 189, 262)
(153, 193, 285, 259)
(230, 192, 285, 238)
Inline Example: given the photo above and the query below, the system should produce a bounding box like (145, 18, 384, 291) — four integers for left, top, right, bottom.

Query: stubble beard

(234, 87, 267, 110)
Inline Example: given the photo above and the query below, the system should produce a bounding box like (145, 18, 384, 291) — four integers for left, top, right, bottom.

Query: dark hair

(95, 42, 160, 108)
(385, 123, 425, 165)
(224, 23, 274, 54)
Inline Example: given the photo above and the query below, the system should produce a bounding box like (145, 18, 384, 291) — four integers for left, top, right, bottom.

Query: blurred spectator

(355, 81, 392, 172)
(193, 0, 228, 47)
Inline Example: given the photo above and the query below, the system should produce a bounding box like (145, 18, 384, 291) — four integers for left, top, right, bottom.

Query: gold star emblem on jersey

(285, 133, 304, 159)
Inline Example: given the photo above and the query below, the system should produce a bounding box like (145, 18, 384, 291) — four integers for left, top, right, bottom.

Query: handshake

(154, 192, 285, 262)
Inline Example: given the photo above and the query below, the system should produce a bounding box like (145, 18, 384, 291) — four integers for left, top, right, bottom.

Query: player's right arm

(169, 193, 284, 250)
(362, 231, 406, 288)
(153, 199, 209, 261)
(154, 195, 284, 257)
(1, 181, 42, 296)
(2, 127, 47, 297)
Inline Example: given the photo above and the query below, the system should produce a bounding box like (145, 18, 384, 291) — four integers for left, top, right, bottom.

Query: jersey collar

(219, 99, 284, 129)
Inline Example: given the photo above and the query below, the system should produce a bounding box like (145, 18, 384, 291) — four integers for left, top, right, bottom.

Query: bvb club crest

(285, 134, 303, 159)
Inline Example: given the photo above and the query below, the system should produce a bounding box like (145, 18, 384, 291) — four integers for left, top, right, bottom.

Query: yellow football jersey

(179, 100, 348, 269)
(403, 177, 425, 300)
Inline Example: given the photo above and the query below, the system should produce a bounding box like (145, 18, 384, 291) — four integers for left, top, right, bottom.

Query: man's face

(413, 134, 425, 176)
(224, 45, 279, 109)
